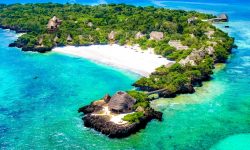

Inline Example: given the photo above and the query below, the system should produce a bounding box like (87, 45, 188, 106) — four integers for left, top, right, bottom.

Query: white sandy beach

(52, 44, 174, 76)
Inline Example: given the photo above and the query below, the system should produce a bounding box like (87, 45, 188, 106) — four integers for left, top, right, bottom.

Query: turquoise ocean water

(0, 0, 250, 149)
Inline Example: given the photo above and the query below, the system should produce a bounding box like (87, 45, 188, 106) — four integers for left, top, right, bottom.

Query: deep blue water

(0, 0, 250, 150)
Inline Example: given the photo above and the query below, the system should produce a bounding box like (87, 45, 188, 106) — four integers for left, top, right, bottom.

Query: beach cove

(0, 0, 250, 150)
(53, 44, 173, 77)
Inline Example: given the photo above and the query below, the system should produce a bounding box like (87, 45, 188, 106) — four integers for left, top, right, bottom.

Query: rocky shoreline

(0, 24, 54, 53)
(8, 42, 53, 53)
(133, 73, 211, 98)
(78, 102, 162, 138)
(0, 26, 51, 52)
(0, 24, 30, 33)
(133, 43, 235, 98)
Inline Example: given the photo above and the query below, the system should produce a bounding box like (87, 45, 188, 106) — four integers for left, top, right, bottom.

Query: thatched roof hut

(47, 16, 62, 31)
(150, 31, 164, 41)
(47, 20, 57, 30)
(108, 31, 116, 41)
(52, 16, 62, 23)
(108, 91, 136, 113)
(187, 17, 197, 24)
(135, 32, 145, 39)
(218, 14, 228, 21)
(53, 36, 59, 43)
(211, 13, 229, 22)
(135, 106, 145, 113)
(168, 40, 189, 50)
(87, 22, 93, 27)
(67, 35, 73, 42)
(89, 35, 93, 41)
(205, 30, 215, 39)
(78, 35, 83, 40)
(37, 37, 43, 45)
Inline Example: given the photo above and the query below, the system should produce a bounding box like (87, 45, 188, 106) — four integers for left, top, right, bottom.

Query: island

(0, 3, 234, 138)
(78, 91, 162, 138)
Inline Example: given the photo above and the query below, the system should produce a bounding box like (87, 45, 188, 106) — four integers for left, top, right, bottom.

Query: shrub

(122, 112, 144, 123)
(127, 91, 150, 108)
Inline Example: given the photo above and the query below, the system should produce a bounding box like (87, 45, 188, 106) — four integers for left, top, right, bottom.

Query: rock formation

(78, 102, 162, 138)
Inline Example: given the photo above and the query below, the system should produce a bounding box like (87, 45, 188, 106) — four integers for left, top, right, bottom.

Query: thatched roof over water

(218, 14, 228, 20)
(108, 91, 136, 113)
(210, 13, 229, 22)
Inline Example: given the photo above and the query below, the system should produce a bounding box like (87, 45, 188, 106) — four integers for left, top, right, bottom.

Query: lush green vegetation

(134, 30, 234, 94)
(0, 3, 214, 50)
(122, 112, 144, 123)
(127, 91, 149, 109)
(134, 58, 214, 93)
(0, 3, 234, 99)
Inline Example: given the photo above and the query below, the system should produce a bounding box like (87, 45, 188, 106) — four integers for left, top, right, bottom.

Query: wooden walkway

(146, 88, 167, 95)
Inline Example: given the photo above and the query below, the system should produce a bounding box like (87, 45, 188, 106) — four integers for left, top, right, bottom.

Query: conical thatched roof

(47, 20, 57, 29)
(87, 22, 93, 27)
(135, 106, 145, 113)
(187, 17, 197, 24)
(52, 16, 57, 21)
(78, 35, 83, 40)
(150, 31, 164, 41)
(135, 32, 145, 39)
(38, 37, 43, 45)
(108, 31, 116, 40)
(47, 16, 62, 31)
(52, 16, 62, 23)
(108, 91, 136, 113)
(53, 36, 59, 43)
(67, 35, 73, 42)
(218, 14, 228, 20)
(89, 35, 93, 41)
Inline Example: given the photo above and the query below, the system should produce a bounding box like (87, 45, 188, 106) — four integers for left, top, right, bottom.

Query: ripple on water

(210, 133, 250, 150)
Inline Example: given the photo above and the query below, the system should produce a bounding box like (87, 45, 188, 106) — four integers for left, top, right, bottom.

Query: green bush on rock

(122, 112, 144, 123)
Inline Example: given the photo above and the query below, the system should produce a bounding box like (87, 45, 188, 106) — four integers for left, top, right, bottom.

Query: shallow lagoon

(0, 0, 250, 149)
